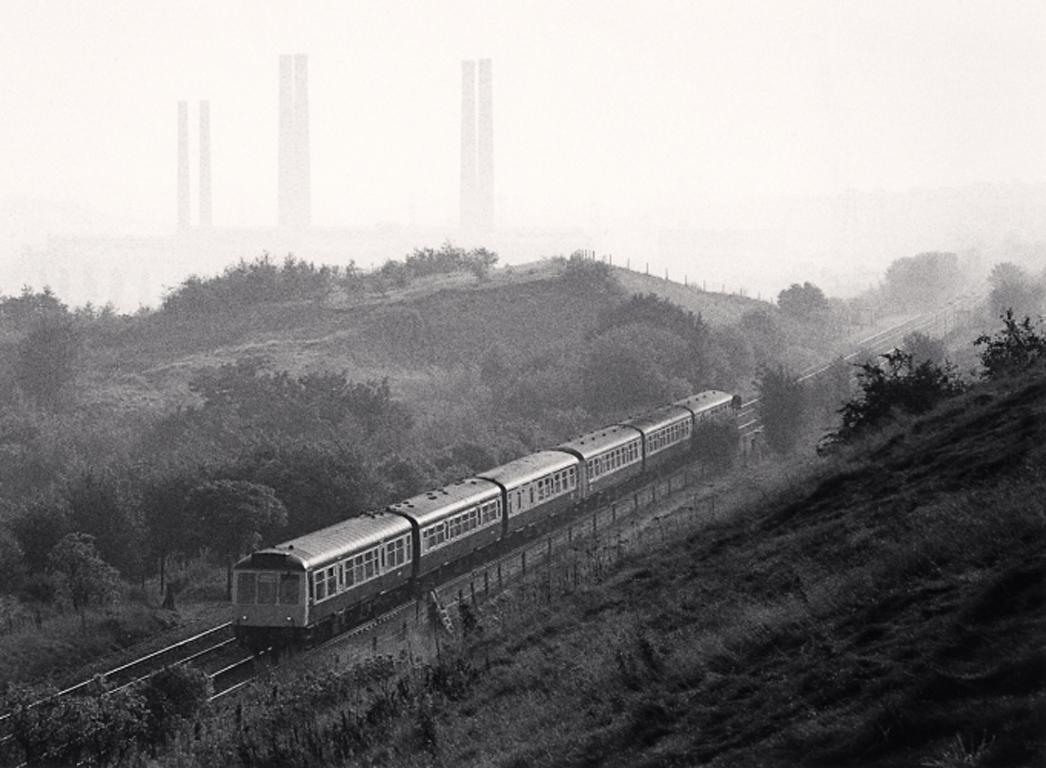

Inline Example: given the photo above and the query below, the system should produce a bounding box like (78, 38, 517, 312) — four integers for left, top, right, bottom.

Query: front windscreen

(279, 573, 300, 604)
(236, 572, 256, 604)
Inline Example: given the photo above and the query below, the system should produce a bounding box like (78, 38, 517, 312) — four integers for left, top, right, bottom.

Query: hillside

(209, 369, 1045, 767)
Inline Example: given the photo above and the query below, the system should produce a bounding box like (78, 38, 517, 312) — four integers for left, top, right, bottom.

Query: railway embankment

(184, 368, 1045, 767)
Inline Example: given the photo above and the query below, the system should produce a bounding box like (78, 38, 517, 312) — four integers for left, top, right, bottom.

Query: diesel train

(231, 390, 741, 648)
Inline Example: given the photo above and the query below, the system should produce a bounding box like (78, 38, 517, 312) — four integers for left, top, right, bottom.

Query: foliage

(975, 310, 1046, 379)
(882, 251, 964, 311)
(377, 242, 499, 288)
(987, 262, 1044, 320)
(184, 480, 287, 598)
(63, 469, 145, 580)
(185, 358, 411, 440)
(0, 526, 25, 595)
(0, 286, 68, 330)
(4, 681, 148, 766)
(828, 349, 965, 445)
(738, 309, 784, 365)
(226, 442, 383, 539)
(46, 533, 121, 626)
(806, 356, 853, 420)
(755, 365, 806, 455)
(560, 251, 618, 294)
(15, 316, 82, 410)
(777, 281, 829, 320)
(8, 494, 72, 574)
(161, 253, 340, 315)
(581, 324, 690, 413)
(902, 331, 947, 366)
(690, 422, 739, 473)
(141, 664, 212, 743)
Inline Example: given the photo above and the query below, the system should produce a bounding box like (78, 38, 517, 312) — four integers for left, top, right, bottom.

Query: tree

(756, 365, 806, 455)
(975, 310, 1046, 378)
(777, 282, 829, 320)
(15, 316, 82, 410)
(987, 262, 1044, 320)
(140, 469, 200, 596)
(47, 533, 121, 629)
(882, 252, 963, 311)
(64, 470, 145, 580)
(185, 480, 287, 599)
(0, 526, 25, 595)
(827, 349, 964, 446)
(902, 331, 947, 367)
(9, 494, 72, 574)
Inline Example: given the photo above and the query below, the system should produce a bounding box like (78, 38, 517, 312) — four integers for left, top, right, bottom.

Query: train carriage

(478, 451, 582, 536)
(232, 510, 413, 646)
(673, 390, 740, 425)
(554, 424, 644, 497)
(619, 404, 695, 472)
(389, 478, 503, 579)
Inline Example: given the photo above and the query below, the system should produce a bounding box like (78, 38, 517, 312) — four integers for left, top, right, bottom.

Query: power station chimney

(198, 100, 212, 228)
(177, 101, 190, 230)
(278, 54, 295, 228)
(460, 60, 477, 230)
(294, 53, 311, 228)
(477, 58, 494, 230)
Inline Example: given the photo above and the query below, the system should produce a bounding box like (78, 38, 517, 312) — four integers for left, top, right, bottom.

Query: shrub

(975, 310, 1046, 379)
(826, 349, 964, 446)
(141, 664, 212, 743)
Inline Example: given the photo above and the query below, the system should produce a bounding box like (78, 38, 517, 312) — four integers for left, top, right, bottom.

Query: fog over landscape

(4, 4, 1046, 766)
(2, 0, 1044, 308)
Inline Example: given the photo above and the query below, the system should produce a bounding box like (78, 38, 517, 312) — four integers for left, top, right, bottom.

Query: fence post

(498, 562, 503, 588)
(521, 551, 526, 575)
(484, 570, 489, 596)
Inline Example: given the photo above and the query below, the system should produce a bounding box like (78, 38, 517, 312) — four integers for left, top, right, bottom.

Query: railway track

(737, 294, 976, 438)
(0, 293, 982, 764)
(0, 623, 248, 766)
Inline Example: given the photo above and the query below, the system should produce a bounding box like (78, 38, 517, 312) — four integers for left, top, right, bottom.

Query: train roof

(619, 404, 693, 435)
(673, 390, 735, 415)
(477, 450, 580, 490)
(236, 511, 411, 572)
(555, 424, 643, 462)
(387, 478, 501, 528)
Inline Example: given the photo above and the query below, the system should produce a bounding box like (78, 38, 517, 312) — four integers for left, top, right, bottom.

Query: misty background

(2, 0, 1045, 310)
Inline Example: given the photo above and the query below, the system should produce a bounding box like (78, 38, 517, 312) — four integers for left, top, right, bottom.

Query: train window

(314, 572, 327, 601)
(529, 486, 535, 504)
(344, 561, 355, 587)
(325, 567, 337, 596)
(279, 574, 300, 604)
(236, 572, 256, 604)
(257, 574, 277, 604)
(516, 491, 522, 512)
(554, 474, 561, 493)
(386, 537, 405, 568)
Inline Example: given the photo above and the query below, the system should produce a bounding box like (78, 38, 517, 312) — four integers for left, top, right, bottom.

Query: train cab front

(231, 550, 309, 651)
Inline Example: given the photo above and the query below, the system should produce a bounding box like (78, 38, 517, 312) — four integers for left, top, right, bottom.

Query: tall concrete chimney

(278, 54, 295, 228)
(198, 100, 212, 228)
(177, 101, 190, 230)
(460, 60, 477, 230)
(477, 58, 494, 230)
(294, 54, 311, 228)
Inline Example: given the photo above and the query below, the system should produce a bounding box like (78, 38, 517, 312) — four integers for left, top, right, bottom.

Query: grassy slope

(381, 375, 1045, 767)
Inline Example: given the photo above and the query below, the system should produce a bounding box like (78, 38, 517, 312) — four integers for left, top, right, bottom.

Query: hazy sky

(2, 0, 1044, 233)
